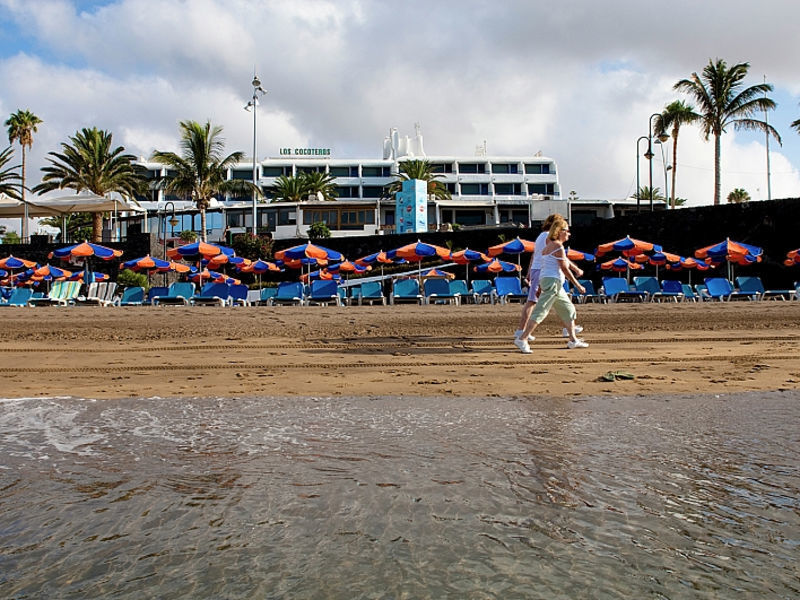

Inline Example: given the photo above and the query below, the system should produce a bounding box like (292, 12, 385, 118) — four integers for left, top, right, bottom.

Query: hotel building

(133, 127, 569, 242)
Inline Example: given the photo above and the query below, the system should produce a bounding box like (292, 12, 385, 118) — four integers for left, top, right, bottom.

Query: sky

(1, 0, 800, 234)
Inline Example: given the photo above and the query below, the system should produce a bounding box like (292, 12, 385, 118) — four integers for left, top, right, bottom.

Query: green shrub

(117, 268, 149, 290)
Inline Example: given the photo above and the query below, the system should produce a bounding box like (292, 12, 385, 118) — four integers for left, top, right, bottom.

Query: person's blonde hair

(541, 213, 564, 231)
(547, 218, 568, 241)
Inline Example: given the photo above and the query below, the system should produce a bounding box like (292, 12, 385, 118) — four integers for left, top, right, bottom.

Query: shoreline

(2, 302, 800, 400)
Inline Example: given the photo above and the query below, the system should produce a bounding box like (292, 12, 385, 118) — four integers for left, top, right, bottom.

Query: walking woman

(514, 219, 587, 353)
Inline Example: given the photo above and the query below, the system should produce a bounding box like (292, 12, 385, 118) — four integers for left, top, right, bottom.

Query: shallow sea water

(0, 392, 799, 599)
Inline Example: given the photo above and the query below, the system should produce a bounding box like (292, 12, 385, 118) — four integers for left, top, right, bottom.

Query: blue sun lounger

(153, 282, 195, 305)
(602, 277, 647, 302)
(0, 287, 33, 307)
(494, 277, 527, 304)
(272, 282, 305, 306)
(423, 279, 460, 305)
(391, 279, 422, 304)
(356, 281, 385, 305)
(307, 280, 341, 306)
(735, 276, 794, 301)
(470, 279, 496, 304)
(191, 282, 231, 306)
(704, 277, 758, 301)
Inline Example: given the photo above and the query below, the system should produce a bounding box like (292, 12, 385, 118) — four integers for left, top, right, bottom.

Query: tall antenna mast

(764, 75, 772, 201)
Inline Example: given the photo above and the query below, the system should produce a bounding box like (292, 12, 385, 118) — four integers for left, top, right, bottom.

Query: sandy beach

(2, 300, 799, 400)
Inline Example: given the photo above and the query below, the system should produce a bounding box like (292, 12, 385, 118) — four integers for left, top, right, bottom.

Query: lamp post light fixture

(161, 201, 177, 262)
(647, 113, 670, 212)
(245, 74, 267, 236)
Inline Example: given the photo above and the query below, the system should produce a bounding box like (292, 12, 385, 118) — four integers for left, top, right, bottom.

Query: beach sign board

(396, 179, 427, 234)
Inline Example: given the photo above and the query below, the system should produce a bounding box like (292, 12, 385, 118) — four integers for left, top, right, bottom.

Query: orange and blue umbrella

(391, 240, 450, 262)
(487, 237, 535, 257)
(0, 255, 37, 286)
(599, 257, 644, 274)
(121, 255, 172, 272)
(696, 238, 762, 280)
(274, 242, 343, 262)
(240, 259, 282, 273)
(167, 241, 226, 260)
(34, 264, 72, 281)
(50, 241, 123, 260)
(448, 247, 489, 283)
(566, 248, 595, 262)
(595, 236, 661, 257)
(69, 271, 110, 281)
(327, 260, 370, 275)
(474, 258, 521, 273)
(784, 249, 800, 266)
(421, 268, 455, 279)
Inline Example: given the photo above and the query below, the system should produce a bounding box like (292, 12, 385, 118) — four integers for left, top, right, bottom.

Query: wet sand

(1, 301, 799, 399)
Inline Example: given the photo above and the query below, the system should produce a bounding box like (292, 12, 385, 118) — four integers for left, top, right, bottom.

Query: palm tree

(727, 188, 750, 204)
(674, 59, 780, 205)
(33, 127, 147, 242)
(383, 159, 452, 201)
(792, 107, 800, 134)
(151, 120, 259, 242)
(0, 146, 21, 199)
(636, 186, 666, 203)
(653, 100, 700, 209)
(5, 109, 42, 240)
(301, 171, 338, 201)
(271, 174, 308, 202)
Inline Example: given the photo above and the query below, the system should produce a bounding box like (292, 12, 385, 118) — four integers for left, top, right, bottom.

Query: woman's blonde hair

(547, 217, 568, 241)
(541, 213, 564, 231)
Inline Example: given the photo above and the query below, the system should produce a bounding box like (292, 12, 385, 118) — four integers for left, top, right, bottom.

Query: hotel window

(362, 166, 390, 177)
(330, 166, 359, 177)
(460, 183, 489, 195)
(262, 166, 285, 177)
(529, 183, 555, 195)
(494, 183, 521, 195)
(231, 169, 255, 180)
(145, 169, 160, 180)
(430, 162, 454, 174)
(297, 165, 325, 174)
(524, 163, 550, 175)
(491, 163, 518, 174)
(361, 186, 383, 198)
(446, 183, 457, 194)
(458, 163, 486, 174)
(336, 186, 359, 198)
(278, 208, 296, 225)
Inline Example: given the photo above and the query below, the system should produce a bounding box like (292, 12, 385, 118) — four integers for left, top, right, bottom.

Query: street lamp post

(245, 74, 267, 236)
(635, 136, 649, 213)
(647, 113, 669, 211)
(655, 139, 672, 208)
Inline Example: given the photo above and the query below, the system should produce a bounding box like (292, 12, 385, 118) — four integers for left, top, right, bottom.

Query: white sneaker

(515, 329, 535, 342)
(514, 337, 532, 354)
(567, 339, 589, 349)
(562, 325, 584, 338)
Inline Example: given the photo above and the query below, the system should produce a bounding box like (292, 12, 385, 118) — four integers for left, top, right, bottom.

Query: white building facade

(133, 127, 566, 242)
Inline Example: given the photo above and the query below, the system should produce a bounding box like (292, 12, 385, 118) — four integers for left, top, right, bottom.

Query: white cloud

(1, 0, 799, 239)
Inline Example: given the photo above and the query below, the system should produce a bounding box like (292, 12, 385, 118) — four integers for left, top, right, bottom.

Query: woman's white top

(540, 243, 566, 282)
(531, 230, 549, 270)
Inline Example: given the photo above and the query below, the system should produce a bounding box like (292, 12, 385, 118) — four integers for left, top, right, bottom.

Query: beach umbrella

(300, 269, 339, 282)
(487, 237, 535, 279)
(121, 255, 172, 272)
(487, 237, 535, 257)
(274, 242, 343, 262)
(326, 260, 371, 283)
(448, 247, 489, 284)
(356, 250, 403, 288)
(695, 238, 762, 281)
(784, 249, 800, 266)
(420, 268, 455, 279)
(595, 235, 662, 257)
(599, 257, 644, 275)
(167, 241, 225, 260)
(390, 240, 450, 286)
(188, 269, 240, 285)
(566, 248, 596, 262)
(0, 255, 38, 286)
(239, 258, 282, 289)
(32, 264, 72, 292)
(474, 258, 521, 273)
(50, 241, 122, 285)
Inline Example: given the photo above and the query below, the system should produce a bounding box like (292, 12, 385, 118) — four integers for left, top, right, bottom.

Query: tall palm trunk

(200, 208, 207, 242)
(670, 128, 678, 209)
(92, 211, 103, 242)
(20, 147, 27, 240)
(713, 133, 722, 205)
